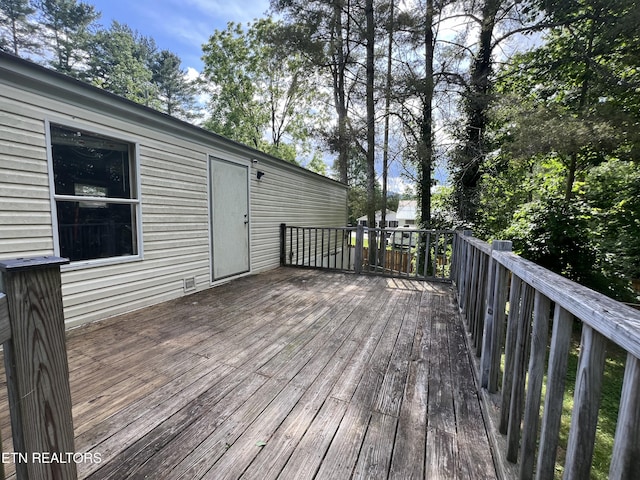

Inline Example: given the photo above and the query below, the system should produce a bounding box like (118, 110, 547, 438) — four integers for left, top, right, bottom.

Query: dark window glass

(51, 125, 132, 199)
(51, 125, 138, 262)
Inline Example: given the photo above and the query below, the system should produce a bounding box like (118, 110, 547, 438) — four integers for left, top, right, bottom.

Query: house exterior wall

(0, 54, 347, 328)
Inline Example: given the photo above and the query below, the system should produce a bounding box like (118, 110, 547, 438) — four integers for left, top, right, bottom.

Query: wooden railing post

(280, 223, 287, 266)
(0, 257, 76, 480)
(480, 240, 512, 389)
(354, 225, 364, 274)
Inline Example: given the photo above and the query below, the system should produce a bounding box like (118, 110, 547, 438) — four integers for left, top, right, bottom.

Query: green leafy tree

(36, 0, 99, 76)
(202, 22, 266, 149)
(505, 198, 600, 287)
(87, 21, 158, 106)
(270, 0, 363, 184)
(307, 154, 327, 176)
(583, 160, 640, 299)
(0, 0, 38, 56)
(150, 49, 197, 119)
(202, 19, 327, 165)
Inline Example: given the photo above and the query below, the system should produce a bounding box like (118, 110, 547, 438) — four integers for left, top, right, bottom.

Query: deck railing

(280, 224, 455, 281)
(0, 257, 76, 480)
(452, 231, 640, 480)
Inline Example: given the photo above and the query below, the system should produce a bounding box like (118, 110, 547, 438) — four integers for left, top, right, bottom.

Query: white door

(210, 157, 250, 280)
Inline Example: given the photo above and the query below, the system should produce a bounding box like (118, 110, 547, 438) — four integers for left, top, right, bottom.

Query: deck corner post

(0, 256, 77, 480)
(354, 224, 364, 274)
(480, 240, 512, 389)
(280, 223, 287, 266)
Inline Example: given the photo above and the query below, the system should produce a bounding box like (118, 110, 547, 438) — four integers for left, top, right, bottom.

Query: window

(49, 124, 140, 263)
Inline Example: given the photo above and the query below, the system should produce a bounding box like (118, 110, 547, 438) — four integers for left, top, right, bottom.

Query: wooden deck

(1, 268, 497, 479)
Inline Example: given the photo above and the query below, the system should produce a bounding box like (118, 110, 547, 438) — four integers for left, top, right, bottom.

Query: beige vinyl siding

(0, 55, 347, 329)
(250, 159, 347, 272)
(1, 83, 214, 327)
(0, 99, 54, 258)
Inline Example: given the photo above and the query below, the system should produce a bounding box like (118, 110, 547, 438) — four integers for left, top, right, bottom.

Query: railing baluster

(424, 231, 431, 279)
(506, 281, 535, 462)
(536, 306, 573, 480)
(280, 223, 286, 266)
(609, 353, 640, 479)
(481, 240, 512, 390)
(520, 291, 552, 480)
(432, 230, 439, 278)
(500, 274, 523, 434)
(474, 252, 489, 355)
(563, 325, 607, 479)
(303, 228, 307, 266)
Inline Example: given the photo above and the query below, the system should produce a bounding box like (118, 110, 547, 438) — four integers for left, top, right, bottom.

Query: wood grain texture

(0, 294, 10, 344)
(506, 281, 534, 462)
(519, 291, 551, 480)
(536, 306, 573, 480)
(493, 249, 640, 360)
(609, 354, 640, 479)
(2, 264, 76, 480)
(563, 325, 607, 479)
(0, 268, 497, 480)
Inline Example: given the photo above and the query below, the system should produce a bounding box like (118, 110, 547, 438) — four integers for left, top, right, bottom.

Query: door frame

(208, 155, 251, 283)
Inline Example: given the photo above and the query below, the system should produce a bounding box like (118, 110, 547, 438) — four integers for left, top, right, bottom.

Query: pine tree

(151, 50, 197, 119)
(36, 0, 99, 76)
(0, 0, 39, 56)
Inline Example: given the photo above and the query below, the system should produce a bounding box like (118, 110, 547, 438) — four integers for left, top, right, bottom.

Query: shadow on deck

(1, 268, 497, 479)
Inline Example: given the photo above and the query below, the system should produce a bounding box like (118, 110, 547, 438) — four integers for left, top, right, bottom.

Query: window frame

(45, 119, 144, 271)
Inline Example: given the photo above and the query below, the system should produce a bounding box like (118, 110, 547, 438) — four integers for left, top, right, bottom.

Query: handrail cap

(0, 256, 70, 272)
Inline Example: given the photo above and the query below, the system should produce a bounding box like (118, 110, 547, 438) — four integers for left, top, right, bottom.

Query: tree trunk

(419, 0, 435, 229)
(381, 0, 394, 230)
(456, 0, 501, 223)
(332, 0, 350, 185)
(366, 0, 376, 264)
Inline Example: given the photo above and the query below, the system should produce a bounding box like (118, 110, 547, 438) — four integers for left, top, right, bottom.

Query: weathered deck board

(0, 268, 497, 479)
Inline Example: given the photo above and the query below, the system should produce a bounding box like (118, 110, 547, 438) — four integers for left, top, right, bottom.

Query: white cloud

(185, 67, 200, 82)
(384, 176, 415, 195)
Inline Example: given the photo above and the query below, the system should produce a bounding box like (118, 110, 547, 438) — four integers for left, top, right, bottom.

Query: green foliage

(583, 160, 640, 298)
(87, 21, 158, 106)
(306, 153, 327, 176)
(504, 198, 601, 287)
(201, 18, 327, 165)
(476, 0, 640, 302)
(150, 50, 197, 119)
(0, 0, 38, 56)
(37, 0, 99, 76)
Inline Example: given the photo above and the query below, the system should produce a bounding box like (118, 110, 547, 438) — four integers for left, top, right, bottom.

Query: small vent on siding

(183, 277, 196, 292)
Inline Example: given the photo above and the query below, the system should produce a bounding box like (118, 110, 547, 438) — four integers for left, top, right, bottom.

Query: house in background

(0, 52, 347, 328)
(396, 200, 418, 226)
(356, 210, 398, 228)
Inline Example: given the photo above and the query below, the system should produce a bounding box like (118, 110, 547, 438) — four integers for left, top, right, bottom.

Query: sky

(89, 0, 271, 72)
(86, 0, 428, 192)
